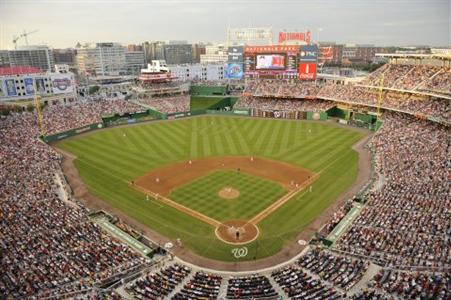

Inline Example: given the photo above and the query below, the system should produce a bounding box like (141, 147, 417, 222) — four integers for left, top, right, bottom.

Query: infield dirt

(134, 156, 314, 197)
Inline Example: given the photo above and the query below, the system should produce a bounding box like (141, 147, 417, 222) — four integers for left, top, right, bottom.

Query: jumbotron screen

(244, 45, 300, 78)
(256, 54, 286, 70)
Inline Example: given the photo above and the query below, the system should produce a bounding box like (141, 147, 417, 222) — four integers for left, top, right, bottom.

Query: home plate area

(131, 156, 317, 245)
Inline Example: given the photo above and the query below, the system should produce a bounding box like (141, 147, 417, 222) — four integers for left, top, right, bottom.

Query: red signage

(245, 45, 300, 54)
(319, 46, 334, 61)
(298, 63, 317, 80)
(278, 31, 311, 44)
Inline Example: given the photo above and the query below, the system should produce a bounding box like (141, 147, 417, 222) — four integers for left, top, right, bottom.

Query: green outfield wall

(190, 96, 240, 111)
(43, 122, 104, 142)
(190, 85, 227, 96)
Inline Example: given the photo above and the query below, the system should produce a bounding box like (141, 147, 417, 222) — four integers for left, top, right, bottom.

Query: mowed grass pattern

(58, 116, 366, 261)
(170, 171, 287, 221)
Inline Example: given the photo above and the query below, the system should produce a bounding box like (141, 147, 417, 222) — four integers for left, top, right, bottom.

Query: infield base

(218, 187, 240, 200)
(215, 220, 259, 245)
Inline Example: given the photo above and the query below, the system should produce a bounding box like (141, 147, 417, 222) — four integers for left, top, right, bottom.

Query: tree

(88, 85, 100, 95)
(26, 103, 34, 112)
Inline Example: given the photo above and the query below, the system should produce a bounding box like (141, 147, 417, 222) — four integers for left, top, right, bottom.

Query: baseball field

(57, 115, 366, 262)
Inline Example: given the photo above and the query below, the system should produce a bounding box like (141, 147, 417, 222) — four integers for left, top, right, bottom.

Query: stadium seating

(172, 271, 222, 299)
(235, 96, 334, 112)
(137, 95, 190, 113)
(226, 274, 278, 299)
(335, 113, 449, 269)
(43, 99, 143, 135)
(0, 112, 146, 298)
(369, 269, 450, 299)
(272, 265, 344, 299)
(1, 60, 449, 298)
(126, 264, 191, 299)
(298, 248, 369, 291)
(359, 63, 451, 96)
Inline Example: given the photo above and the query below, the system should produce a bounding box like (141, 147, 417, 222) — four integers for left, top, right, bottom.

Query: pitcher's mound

(215, 220, 259, 245)
(218, 187, 240, 199)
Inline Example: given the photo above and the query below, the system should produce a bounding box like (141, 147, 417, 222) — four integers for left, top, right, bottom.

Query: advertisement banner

(299, 45, 318, 62)
(5, 79, 17, 97)
(0, 81, 5, 97)
(227, 46, 244, 63)
(245, 45, 300, 54)
(225, 63, 244, 79)
(24, 78, 35, 95)
(51, 74, 74, 94)
(35, 78, 46, 94)
(319, 46, 334, 61)
(299, 63, 317, 80)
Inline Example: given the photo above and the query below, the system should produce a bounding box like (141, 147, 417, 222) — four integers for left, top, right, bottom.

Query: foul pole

(33, 79, 45, 136)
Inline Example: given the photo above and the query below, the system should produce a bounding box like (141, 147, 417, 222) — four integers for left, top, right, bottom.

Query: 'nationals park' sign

(278, 31, 311, 45)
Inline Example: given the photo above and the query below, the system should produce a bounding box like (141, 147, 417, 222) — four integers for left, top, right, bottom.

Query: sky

(0, 0, 449, 49)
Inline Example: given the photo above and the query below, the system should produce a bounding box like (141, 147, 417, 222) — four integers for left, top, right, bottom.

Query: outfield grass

(57, 116, 366, 262)
(170, 170, 287, 221)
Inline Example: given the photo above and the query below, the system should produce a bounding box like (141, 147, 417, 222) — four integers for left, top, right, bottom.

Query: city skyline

(0, 0, 450, 49)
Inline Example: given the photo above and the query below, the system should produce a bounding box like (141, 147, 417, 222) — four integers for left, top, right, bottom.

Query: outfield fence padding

(206, 108, 250, 116)
(43, 122, 104, 142)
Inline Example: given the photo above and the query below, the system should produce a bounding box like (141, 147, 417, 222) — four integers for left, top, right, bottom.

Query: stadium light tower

(316, 28, 323, 44)
(376, 74, 385, 119)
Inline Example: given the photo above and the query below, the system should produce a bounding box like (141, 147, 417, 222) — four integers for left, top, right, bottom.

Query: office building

(163, 44, 193, 65)
(4, 45, 54, 72)
(76, 43, 126, 76)
(200, 44, 228, 64)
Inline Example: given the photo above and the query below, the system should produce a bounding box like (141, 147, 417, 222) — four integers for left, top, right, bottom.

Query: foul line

(131, 184, 222, 228)
(131, 172, 319, 231)
(248, 173, 320, 225)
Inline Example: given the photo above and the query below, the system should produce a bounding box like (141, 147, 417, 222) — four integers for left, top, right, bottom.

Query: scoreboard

(244, 45, 317, 80)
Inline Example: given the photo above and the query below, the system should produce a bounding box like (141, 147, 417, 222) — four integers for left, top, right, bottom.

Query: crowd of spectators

(43, 99, 144, 135)
(172, 271, 222, 299)
(271, 265, 344, 299)
(359, 63, 391, 87)
(134, 82, 190, 98)
(368, 269, 450, 299)
(421, 67, 451, 95)
(298, 248, 370, 291)
(137, 95, 190, 114)
(0, 112, 145, 299)
(319, 201, 354, 236)
(1, 69, 449, 299)
(318, 84, 450, 122)
(226, 274, 278, 299)
(350, 289, 389, 300)
(335, 113, 450, 269)
(394, 65, 442, 90)
(236, 96, 334, 112)
(244, 79, 319, 98)
(240, 65, 450, 123)
(360, 63, 451, 96)
(126, 264, 191, 299)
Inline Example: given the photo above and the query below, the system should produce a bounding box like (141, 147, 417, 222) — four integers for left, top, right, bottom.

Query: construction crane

(13, 29, 39, 49)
